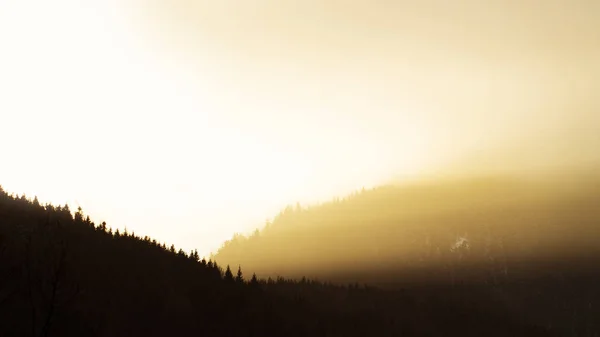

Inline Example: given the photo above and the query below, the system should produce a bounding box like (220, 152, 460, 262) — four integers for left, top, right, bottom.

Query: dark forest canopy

(0, 184, 557, 336)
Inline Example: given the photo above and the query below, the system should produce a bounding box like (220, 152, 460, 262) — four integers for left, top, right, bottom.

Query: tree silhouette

(224, 265, 234, 282)
(191, 250, 200, 262)
(235, 265, 243, 283)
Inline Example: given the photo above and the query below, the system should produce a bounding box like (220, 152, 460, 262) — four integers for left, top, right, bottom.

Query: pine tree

(190, 249, 200, 262)
(74, 206, 84, 222)
(235, 265, 244, 283)
(224, 265, 234, 282)
(85, 216, 92, 228)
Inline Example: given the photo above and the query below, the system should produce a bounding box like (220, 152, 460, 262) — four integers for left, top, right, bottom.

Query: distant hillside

(0, 185, 551, 337)
(215, 174, 600, 279)
(214, 173, 600, 334)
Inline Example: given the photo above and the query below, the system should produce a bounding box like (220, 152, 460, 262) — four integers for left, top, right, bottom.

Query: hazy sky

(1, 0, 598, 256)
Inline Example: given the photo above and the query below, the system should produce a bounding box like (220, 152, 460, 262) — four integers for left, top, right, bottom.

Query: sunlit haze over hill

(1, 0, 599, 257)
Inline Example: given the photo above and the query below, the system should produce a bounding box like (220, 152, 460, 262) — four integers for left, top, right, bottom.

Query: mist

(139, 0, 600, 180)
(2, 0, 598, 259)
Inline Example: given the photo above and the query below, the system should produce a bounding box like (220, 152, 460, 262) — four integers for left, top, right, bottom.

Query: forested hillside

(0, 185, 551, 336)
(215, 174, 600, 335)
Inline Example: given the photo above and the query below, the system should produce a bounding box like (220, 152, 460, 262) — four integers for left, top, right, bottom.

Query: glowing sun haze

(1, 0, 599, 256)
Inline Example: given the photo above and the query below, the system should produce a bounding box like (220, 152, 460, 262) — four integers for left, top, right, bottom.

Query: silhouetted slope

(0, 186, 550, 337)
(214, 174, 600, 335)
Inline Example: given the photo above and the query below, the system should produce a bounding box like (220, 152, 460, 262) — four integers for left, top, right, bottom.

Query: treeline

(0, 185, 550, 336)
(214, 175, 600, 335)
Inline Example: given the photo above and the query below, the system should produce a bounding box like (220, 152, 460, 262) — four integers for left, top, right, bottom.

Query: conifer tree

(235, 265, 244, 283)
(74, 206, 84, 222)
(224, 265, 234, 282)
(191, 249, 200, 262)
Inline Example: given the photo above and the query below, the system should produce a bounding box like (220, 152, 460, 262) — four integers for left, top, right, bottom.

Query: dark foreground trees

(0, 187, 551, 337)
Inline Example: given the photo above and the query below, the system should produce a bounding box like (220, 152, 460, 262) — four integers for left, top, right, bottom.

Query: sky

(1, 0, 599, 257)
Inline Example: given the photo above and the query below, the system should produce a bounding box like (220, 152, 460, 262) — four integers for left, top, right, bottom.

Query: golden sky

(1, 0, 598, 256)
